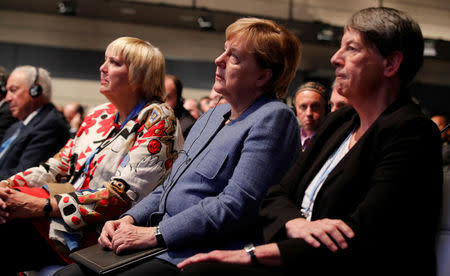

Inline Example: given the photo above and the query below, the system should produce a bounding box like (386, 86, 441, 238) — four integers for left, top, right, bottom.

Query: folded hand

(98, 215, 156, 255)
(0, 187, 44, 223)
(285, 217, 354, 252)
(110, 223, 157, 254)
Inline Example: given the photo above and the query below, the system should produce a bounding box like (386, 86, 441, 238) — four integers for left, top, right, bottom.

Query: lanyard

(301, 131, 352, 219)
(82, 100, 147, 176)
(114, 99, 147, 131)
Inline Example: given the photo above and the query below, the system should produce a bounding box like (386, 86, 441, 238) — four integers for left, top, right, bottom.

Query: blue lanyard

(302, 131, 352, 218)
(113, 99, 147, 130)
(83, 100, 147, 175)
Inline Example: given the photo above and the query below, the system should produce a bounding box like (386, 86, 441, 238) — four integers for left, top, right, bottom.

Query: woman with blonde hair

(0, 36, 182, 274)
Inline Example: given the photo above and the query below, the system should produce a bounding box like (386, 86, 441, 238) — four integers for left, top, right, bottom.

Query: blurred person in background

(0, 66, 18, 142)
(165, 74, 196, 139)
(199, 96, 211, 114)
(293, 81, 328, 151)
(208, 87, 228, 109)
(183, 98, 200, 120)
(329, 80, 350, 112)
(63, 101, 85, 138)
(431, 114, 449, 145)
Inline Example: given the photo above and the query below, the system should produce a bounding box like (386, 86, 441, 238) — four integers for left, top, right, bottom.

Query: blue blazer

(0, 103, 70, 180)
(125, 96, 301, 265)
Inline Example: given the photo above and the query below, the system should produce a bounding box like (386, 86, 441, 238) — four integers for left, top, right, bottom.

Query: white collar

(22, 106, 43, 126)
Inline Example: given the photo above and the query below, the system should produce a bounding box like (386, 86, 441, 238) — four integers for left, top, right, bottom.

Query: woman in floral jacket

(0, 37, 182, 274)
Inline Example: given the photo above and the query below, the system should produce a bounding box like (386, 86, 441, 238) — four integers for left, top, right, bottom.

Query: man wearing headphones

(0, 66, 18, 142)
(293, 81, 328, 151)
(0, 65, 70, 180)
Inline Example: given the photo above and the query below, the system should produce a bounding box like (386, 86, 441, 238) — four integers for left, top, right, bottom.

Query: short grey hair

(346, 7, 423, 87)
(12, 65, 52, 101)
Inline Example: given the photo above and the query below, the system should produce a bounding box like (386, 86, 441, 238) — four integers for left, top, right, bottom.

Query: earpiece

(29, 67, 42, 98)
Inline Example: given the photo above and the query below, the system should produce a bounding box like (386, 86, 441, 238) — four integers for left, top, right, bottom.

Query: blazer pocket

(195, 150, 228, 180)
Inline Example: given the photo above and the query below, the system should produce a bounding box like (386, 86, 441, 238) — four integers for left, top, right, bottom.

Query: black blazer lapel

(10, 104, 52, 147)
(294, 109, 358, 203)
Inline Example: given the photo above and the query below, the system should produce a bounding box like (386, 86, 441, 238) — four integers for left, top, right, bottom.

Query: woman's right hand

(98, 215, 135, 250)
(285, 218, 354, 252)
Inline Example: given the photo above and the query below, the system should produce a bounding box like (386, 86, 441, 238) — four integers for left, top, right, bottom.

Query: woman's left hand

(285, 217, 354, 252)
(110, 223, 157, 254)
(177, 249, 249, 270)
(0, 187, 44, 222)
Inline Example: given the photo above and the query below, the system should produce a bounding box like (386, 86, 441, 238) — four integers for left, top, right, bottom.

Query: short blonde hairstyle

(106, 37, 166, 102)
(226, 18, 302, 99)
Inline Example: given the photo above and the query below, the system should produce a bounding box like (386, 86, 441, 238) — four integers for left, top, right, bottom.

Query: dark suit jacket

(0, 103, 70, 179)
(260, 97, 442, 276)
(175, 105, 196, 139)
(0, 101, 18, 142)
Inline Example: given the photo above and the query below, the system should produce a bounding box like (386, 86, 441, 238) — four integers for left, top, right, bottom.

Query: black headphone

(0, 72, 7, 98)
(29, 67, 43, 98)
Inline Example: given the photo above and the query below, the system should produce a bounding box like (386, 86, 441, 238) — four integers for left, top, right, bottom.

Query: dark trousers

(180, 262, 287, 276)
(55, 258, 180, 276)
(1, 219, 66, 275)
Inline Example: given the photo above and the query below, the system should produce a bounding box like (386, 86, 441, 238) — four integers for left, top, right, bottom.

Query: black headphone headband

(33, 67, 39, 84)
(29, 66, 43, 98)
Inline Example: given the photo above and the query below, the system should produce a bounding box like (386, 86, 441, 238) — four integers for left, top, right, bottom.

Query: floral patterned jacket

(4, 102, 181, 237)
